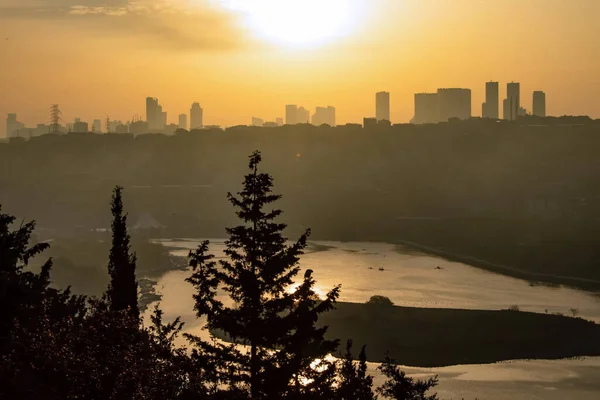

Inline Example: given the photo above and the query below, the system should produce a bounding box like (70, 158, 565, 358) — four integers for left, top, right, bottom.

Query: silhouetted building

(276, 118, 284, 126)
(297, 107, 310, 124)
(161, 111, 167, 129)
(311, 106, 336, 126)
(190, 103, 203, 129)
(178, 114, 187, 130)
(129, 121, 148, 135)
(518, 106, 528, 117)
(504, 82, 520, 121)
(115, 123, 128, 134)
(363, 117, 378, 129)
(263, 122, 279, 128)
(92, 119, 102, 133)
(252, 117, 264, 127)
(437, 88, 471, 122)
(412, 93, 439, 124)
(376, 91, 390, 122)
(482, 81, 499, 119)
(533, 91, 546, 117)
(6, 113, 25, 138)
(73, 121, 89, 132)
(146, 97, 165, 131)
(286, 105, 298, 125)
(164, 123, 179, 135)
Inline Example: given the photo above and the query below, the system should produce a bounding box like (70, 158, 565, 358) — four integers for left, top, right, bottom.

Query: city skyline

(2, 1, 599, 136)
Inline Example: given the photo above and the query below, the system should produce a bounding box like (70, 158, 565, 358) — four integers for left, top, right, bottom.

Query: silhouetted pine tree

(337, 340, 375, 400)
(187, 151, 340, 399)
(377, 354, 438, 400)
(106, 186, 139, 317)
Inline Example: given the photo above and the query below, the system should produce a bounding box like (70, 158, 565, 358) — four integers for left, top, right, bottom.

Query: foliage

(106, 186, 139, 317)
(366, 295, 394, 307)
(337, 340, 375, 400)
(377, 354, 438, 400)
(186, 151, 340, 399)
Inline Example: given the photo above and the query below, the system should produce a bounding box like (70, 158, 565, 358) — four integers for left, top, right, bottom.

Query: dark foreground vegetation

(1, 152, 440, 399)
(324, 302, 600, 367)
(2, 118, 600, 290)
(213, 299, 600, 368)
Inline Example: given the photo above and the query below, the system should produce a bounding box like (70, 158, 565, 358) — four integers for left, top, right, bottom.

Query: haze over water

(145, 239, 600, 400)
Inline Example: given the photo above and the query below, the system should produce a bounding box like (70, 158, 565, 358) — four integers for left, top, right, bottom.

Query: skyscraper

(376, 91, 390, 122)
(297, 107, 310, 123)
(311, 106, 336, 126)
(146, 97, 160, 131)
(533, 91, 546, 117)
(504, 82, 520, 121)
(285, 105, 298, 125)
(178, 114, 187, 130)
(92, 119, 102, 133)
(482, 81, 499, 119)
(437, 88, 471, 122)
(6, 113, 25, 138)
(190, 102, 203, 129)
(412, 93, 439, 124)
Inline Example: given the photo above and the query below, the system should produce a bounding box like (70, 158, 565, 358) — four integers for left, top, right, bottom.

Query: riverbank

(212, 302, 600, 368)
(394, 239, 600, 292)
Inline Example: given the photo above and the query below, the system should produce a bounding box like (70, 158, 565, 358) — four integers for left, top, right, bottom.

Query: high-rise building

(285, 105, 298, 125)
(482, 81, 499, 119)
(376, 91, 390, 122)
(437, 88, 471, 122)
(6, 113, 25, 138)
(161, 111, 167, 129)
(297, 107, 310, 124)
(252, 117, 264, 127)
(129, 121, 149, 135)
(178, 114, 187, 130)
(146, 97, 160, 130)
(504, 82, 520, 121)
(412, 93, 439, 124)
(190, 102, 203, 129)
(92, 119, 102, 133)
(363, 117, 378, 129)
(311, 106, 336, 126)
(73, 121, 89, 132)
(533, 91, 546, 117)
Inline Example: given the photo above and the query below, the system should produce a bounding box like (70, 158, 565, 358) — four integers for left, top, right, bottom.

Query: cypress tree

(337, 340, 375, 400)
(187, 151, 340, 399)
(106, 186, 139, 317)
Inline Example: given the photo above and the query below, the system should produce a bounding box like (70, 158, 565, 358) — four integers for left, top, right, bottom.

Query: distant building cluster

(411, 82, 546, 124)
(4, 83, 550, 138)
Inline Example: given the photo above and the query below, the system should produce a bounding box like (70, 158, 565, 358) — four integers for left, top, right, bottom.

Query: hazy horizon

(1, 0, 599, 136)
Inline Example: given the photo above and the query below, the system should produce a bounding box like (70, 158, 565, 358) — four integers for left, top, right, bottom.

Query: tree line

(0, 151, 438, 399)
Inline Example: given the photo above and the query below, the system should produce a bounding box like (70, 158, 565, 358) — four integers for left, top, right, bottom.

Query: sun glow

(217, 0, 364, 47)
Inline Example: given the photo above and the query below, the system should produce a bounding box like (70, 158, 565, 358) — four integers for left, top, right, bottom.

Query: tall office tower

(297, 106, 310, 123)
(92, 119, 102, 133)
(437, 88, 471, 122)
(285, 105, 298, 125)
(504, 82, 520, 121)
(178, 114, 187, 130)
(146, 97, 160, 130)
(376, 91, 390, 121)
(252, 117, 265, 126)
(311, 106, 336, 126)
(412, 93, 439, 124)
(190, 102, 203, 129)
(532, 91, 546, 117)
(482, 81, 499, 119)
(275, 118, 284, 126)
(161, 111, 167, 129)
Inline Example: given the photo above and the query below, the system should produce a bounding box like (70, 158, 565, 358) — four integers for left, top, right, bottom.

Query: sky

(1, 0, 599, 135)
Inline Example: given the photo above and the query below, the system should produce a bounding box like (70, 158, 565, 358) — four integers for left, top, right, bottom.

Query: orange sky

(1, 0, 599, 135)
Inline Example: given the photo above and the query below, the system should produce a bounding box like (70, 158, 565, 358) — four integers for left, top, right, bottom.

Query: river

(143, 239, 600, 399)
